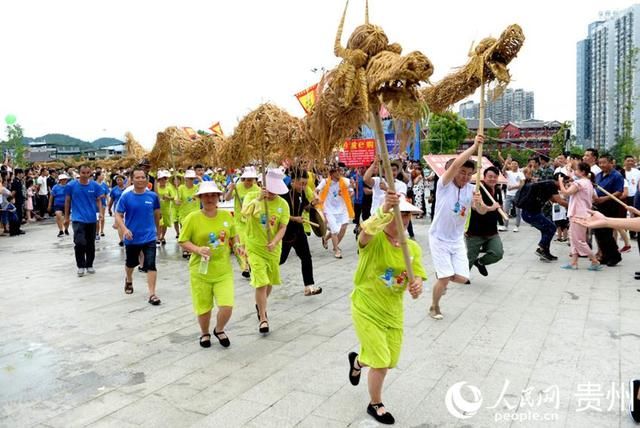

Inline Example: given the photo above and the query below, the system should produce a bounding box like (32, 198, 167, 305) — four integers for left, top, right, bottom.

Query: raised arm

(441, 134, 484, 186)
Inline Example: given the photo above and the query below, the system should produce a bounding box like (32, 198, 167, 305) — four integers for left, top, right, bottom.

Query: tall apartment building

(457, 88, 534, 125)
(576, 6, 640, 149)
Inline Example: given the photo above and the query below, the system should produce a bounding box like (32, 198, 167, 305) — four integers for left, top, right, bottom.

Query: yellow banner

(295, 83, 318, 115)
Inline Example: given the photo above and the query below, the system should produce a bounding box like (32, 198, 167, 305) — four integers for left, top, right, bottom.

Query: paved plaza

(1, 216, 639, 427)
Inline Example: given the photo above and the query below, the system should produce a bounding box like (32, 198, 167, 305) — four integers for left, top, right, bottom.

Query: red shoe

(620, 245, 631, 253)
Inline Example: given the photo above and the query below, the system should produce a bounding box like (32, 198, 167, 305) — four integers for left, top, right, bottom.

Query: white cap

(184, 169, 197, 179)
(157, 170, 171, 179)
(58, 174, 70, 180)
(195, 181, 223, 196)
(399, 195, 422, 213)
(205, 169, 213, 175)
(265, 168, 288, 195)
(241, 166, 258, 179)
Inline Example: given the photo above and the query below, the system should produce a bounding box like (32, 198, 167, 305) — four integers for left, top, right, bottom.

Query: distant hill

(22, 133, 124, 148)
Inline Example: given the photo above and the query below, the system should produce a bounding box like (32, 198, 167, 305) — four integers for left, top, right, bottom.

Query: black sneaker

(535, 247, 544, 257)
(64, 229, 69, 236)
(474, 260, 488, 276)
(57, 231, 64, 238)
(539, 250, 557, 262)
(630, 379, 640, 423)
(367, 403, 395, 425)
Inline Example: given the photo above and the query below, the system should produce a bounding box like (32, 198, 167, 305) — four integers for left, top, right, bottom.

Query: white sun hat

(195, 181, 223, 196)
(58, 174, 70, 180)
(265, 168, 289, 195)
(157, 170, 171, 179)
(184, 169, 197, 179)
(399, 195, 422, 213)
(240, 166, 258, 179)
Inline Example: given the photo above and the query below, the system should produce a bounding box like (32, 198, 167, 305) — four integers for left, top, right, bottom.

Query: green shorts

(190, 273, 234, 315)
(248, 252, 281, 288)
(351, 304, 403, 369)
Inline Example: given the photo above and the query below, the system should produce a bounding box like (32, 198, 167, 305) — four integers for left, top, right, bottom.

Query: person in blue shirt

(48, 173, 70, 237)
(65, 165, 105, 277)
(95, 172, 110, 240)
(194, 164, 212, 185)
(108, 175, 126, 246)
(593, 154, 625, 266)
(115, 167, 162, 305)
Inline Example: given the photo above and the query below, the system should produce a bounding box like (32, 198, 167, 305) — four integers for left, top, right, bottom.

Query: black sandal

(199, 333, 211, 348)
(124, 280, 134, 295)
(148, 294, 161, 306)
(259, 320, 269, 334)
(213, 329, 230, 347)
(348, 352, 361, 386)
(367, 403, 395, 425)
(182, 251, 190, 259)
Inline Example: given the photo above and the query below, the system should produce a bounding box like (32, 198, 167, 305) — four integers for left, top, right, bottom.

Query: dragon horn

(334, 0, 349, 57)
(365, 0, 369, 24)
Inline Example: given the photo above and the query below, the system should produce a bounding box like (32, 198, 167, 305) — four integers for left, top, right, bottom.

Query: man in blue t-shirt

(115, 167, 162, 305)
(594, 154, 625, 266)
(65, 165, 104, 277)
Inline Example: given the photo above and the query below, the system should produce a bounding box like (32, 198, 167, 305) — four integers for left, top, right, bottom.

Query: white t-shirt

(370, 177, 408, 215)
(625, 168, 640, 197)
(429, 179, 474, 242)
(505, 170, 525, 196)
(36, 176, 48, 196)
(590, 164, 602, 176)
(316, 178, 351, 215)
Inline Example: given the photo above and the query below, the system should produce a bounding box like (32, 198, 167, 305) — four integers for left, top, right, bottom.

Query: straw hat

(195, 181, 223, 196)
(399, 195, 422, 213)
(265, 168, 288, 194)
(184, 170, 197, 179)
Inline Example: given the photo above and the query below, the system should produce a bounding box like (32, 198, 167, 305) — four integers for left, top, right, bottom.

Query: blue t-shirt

(110, 186, 124, 208)
(116, 190, 160, 245)
(595, 170, 624, 196)
(65, 180, 104, 223)
(51, 184, 67, 209)
(99, 182, 110, 204)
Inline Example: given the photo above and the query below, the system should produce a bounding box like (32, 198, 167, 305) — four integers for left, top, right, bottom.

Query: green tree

(2, 124, 25, 166)
(610, 47, 639, 163)
(425, 112, 468, 154)
(549, 121, 572, 158)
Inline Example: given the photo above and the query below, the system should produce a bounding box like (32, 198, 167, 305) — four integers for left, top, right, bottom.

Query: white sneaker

(497, 225, 507, 232)
(77, 268, 86, 277)
(86, 267, 96, 274)
(513, 227, 519, 232)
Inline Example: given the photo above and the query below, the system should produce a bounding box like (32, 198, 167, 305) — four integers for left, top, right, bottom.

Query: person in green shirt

(241, 168, 290, 335)
(170, 169, 182, 239)
(156, 170, 176, 245)
(224, 166, 260, 278)
(178, 181, 244, 348)
(347, 191, 426, 425)
(175, 169, 200, 258)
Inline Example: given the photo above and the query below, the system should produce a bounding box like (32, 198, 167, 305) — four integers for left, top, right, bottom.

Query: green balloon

(4, 114, 16, 125)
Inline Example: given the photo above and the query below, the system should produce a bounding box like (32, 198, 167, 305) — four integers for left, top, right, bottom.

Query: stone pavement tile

(193, 399, 269, 427)
(118, 363, 195, 397)
(564, 409, 620, 428)
(151, 383, 203, 402)
(272, 334, 328, 359)
(43, 390, 138, 428)
(0, 399, 66, 427)
(295, 414, 349, 427)
(87, 415, 140, 428)
(310, 384, 370, 423)
(108, 394, 203, 427)
(249, 390, 326, 427)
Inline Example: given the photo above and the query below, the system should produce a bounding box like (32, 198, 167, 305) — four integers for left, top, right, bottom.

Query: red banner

(339, 138, 376, 167)
(423, 155, 507, 184)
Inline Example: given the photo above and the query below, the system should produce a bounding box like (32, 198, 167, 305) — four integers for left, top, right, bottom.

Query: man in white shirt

(583, 148, 601, 176)
(503, 160, 524, 232)
(36, 168, 49, 218)
(428, 135, 489, 320)
(315, 166, 354, 259)
(363, 160, 408, 215)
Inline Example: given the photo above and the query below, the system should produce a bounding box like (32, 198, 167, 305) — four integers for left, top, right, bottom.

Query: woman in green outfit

(171, 170, 182, 239)
(179, 181, 243, 348)
(156, 170, 176, 245)
(224, 166, 260, 278)
(175, 169, 200, 258)
(347, 191, 426, 425)
(241, 168, 290, 334)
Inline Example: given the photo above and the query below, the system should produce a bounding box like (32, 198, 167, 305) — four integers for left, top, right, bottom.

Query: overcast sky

(1, 0, 637, 148)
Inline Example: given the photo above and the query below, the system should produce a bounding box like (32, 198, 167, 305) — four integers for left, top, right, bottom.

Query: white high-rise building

(576, 5, 640, 149)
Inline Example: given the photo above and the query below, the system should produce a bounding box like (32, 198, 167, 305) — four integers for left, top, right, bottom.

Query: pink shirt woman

(559, 162, 601, 270)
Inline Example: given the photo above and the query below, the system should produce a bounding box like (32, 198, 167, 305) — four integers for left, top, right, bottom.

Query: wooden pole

(261, 147, 272, 242)
(474, 81, 486, 192)
(596, 185, 629, 209)
(369, 111, 415, 282)
(478, 182, 509, 221)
